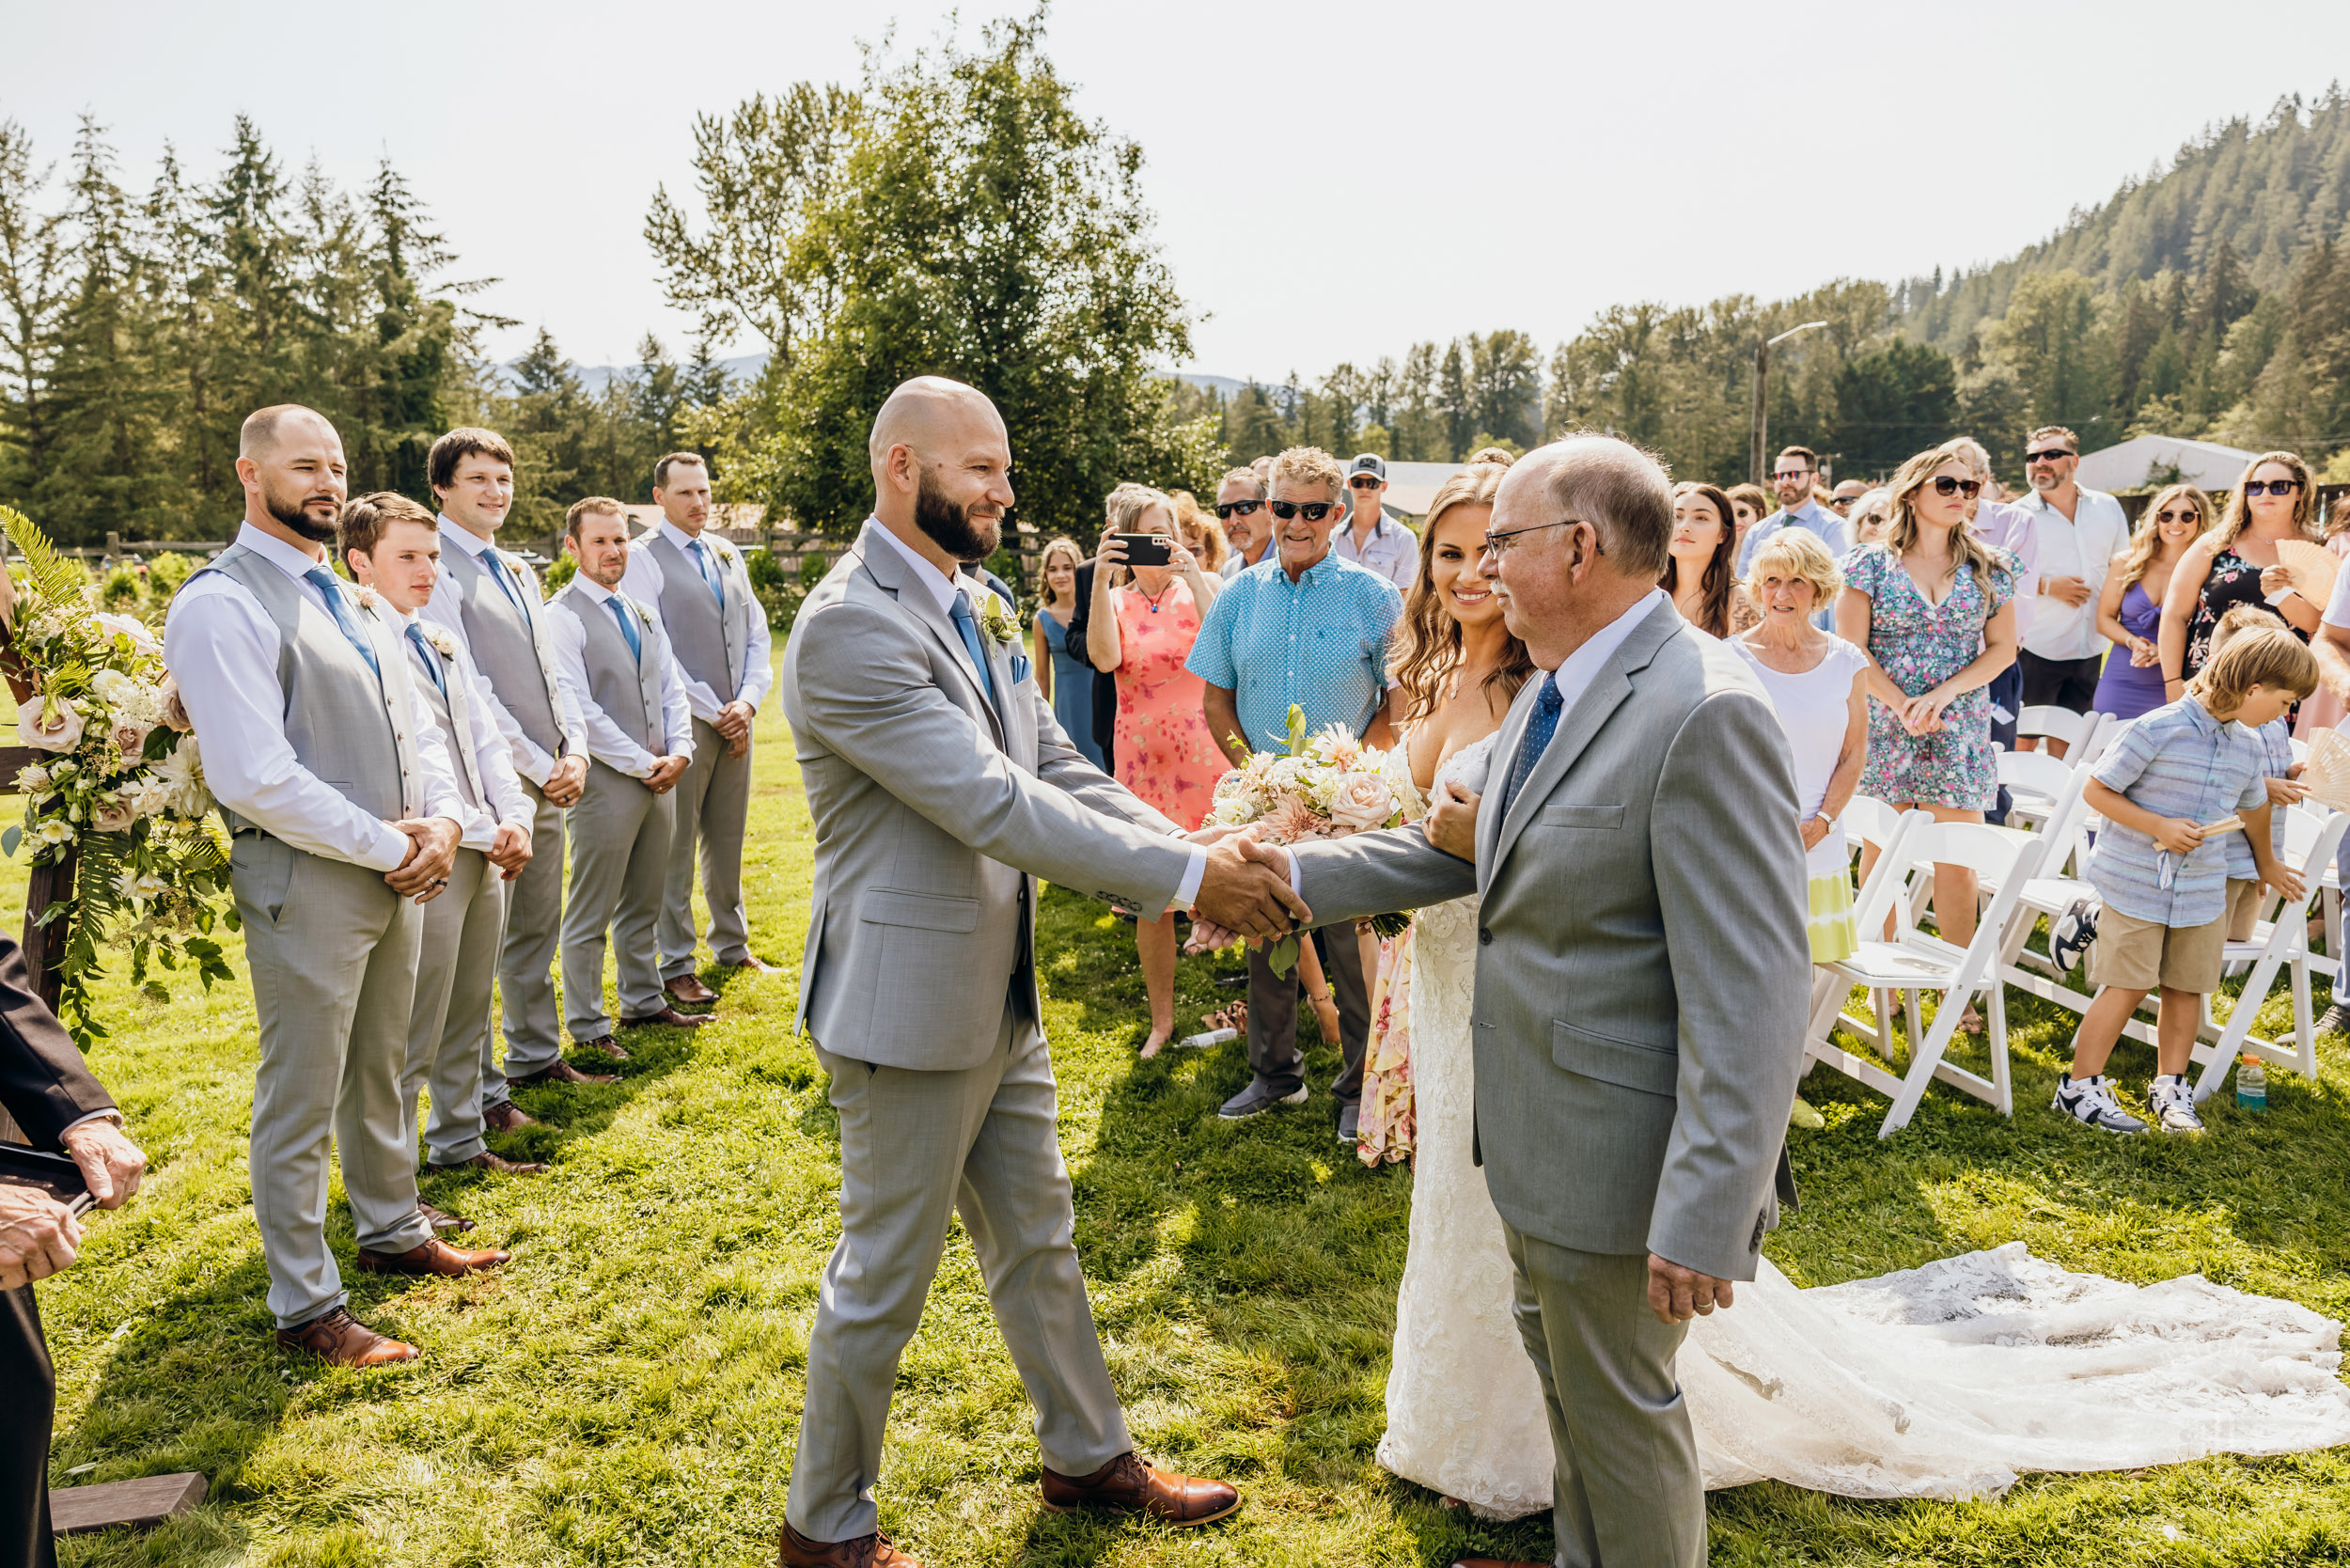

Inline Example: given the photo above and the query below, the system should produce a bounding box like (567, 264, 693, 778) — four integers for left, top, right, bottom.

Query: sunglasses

(2243, 478, 2303, 497)
(2154, 507, 2201, 525)
(1930, 477, 1983, 498)
(1348, 475, 1383, 489)
(1214, 500, 1262, 519)
(1267, 500, 1337, 521)
(1772, 469, 1812, 482)
(2025, 447, 2076, 463)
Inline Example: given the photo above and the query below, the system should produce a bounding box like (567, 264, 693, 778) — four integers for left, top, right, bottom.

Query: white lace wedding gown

(1377, 740, 2350, 1513)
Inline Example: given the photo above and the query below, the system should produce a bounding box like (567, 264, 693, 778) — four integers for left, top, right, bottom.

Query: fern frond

(0, 506, 91, 610)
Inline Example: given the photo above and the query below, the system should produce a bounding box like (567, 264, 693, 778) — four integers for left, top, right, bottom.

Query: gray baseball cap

(1348, 453, 1386, 482)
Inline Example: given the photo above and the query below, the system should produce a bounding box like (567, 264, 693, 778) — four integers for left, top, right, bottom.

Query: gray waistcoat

(559, 586, 665, 752)
(195, 544, 419, 832)
(642, 531, 746, 702)
(400, 627, 483, 812)
(441, 539, 562, 755)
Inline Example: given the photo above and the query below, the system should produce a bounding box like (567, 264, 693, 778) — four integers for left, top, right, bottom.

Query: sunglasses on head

(2243, 478, 2303, 497)
(1267, 500, 1337, 521)
(1214, 500, 1262, 519)
(1930, 476, 1983, 498)
(2154, 506, 2201, 525)
(2025, 447, 2076, 463)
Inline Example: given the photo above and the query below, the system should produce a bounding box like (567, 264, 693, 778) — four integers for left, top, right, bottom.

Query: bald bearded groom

(775, 377, 1301, 1566)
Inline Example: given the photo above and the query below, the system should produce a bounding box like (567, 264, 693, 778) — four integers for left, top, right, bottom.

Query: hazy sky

(9, 0, 2348, 381)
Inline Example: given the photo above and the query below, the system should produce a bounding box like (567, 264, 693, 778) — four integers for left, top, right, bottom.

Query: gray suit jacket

(780, 519, 1195, 1070)
(1292, 600, 1810, 1281)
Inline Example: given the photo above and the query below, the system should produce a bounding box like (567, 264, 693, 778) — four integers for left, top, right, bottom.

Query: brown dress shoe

(274, 1306, 418, 1367)
(666, 973, 720, 1006)
(619, 1005, 714, 1028)
(776, 1523, 922, 1567)
(483, 1102, 540, 1133)
(573, 1036, 632, 1061)
(355, 1237, 511, 1278)
(1039, 1452, 1239, 1526)
(417, 1201, 474, 1234)
(729, 953, 783, 974)
(509, 1060, 615, 1087)
(424, 1149, 547, 1176)
(1451, 1560, 1550, 1568)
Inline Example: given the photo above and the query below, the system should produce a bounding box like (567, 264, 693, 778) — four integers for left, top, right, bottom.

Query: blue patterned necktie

(302, 568, 381, 678)
(686, 538, 724, 604)
(605, 595, 644, 663)
(405, 624, 446, 698)
(948, 593, 998, 708)
(1499, 672, 1564, 821)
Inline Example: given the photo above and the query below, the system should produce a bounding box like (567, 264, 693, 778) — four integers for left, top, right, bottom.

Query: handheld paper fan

(2302, 727, 2350, 814)
(2276, 539, 2341, 608)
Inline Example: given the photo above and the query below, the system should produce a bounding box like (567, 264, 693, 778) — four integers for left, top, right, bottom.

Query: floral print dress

(1846, 543, 2014, 810)
(2185, 545, 2308, 681)
(1110, 576, 1223, 830)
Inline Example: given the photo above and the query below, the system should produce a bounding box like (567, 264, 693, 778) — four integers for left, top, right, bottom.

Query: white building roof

(1382, 462, 1467, 519)
(2076, 435, 2256, 494)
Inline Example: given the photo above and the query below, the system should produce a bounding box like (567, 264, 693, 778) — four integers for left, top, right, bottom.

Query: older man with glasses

(1329, 453, 1419, 588)
(1214, 466, 1274, 579)
(2011, 425, 2129, 753)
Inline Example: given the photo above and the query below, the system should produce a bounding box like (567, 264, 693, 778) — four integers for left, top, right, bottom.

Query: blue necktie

(405, 624, 446, 698)
(606, 595, 644, 663)
(948, 593, 998, 708)
(1499, 673, 1564, 821)
(686, 538, 724, 604)
(479, 547, 525, 612)
(303, 568, 381, 678)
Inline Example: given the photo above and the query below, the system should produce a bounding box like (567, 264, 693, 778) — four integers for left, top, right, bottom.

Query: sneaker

(2147, 1074, 2205, 1135)
(1336, 1102, 1361, 1143)
(1218, 1081, 1308, 1120)
(2319, 1002, 2350, 1037)
(2048, 899, 2100, 975)
(2052, 1074, 2145, 1133)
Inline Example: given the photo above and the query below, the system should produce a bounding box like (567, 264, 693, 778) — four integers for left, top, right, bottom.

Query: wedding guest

(1848, 488, 1892, 548)
(1829, 478, 1868, 520)
(164, 405, 504, 1367)
(1838, 439, 2018, 965)
(1215, 466, 1274, 580)
(1663, 482, 1759, 637)
(1737, 446, 1849, 574)
(2159, 449, 2324, 698)
(619, 452, 779, 1010)
(2092, 485, 2208, 722)
(339, 494, 544, 1217)
(2205, 605, 2306, 943)
(2295, 493, 2350, 739)
(1465, 446, 1517, 466)
(549, 499, 703, 1066)
(1188, 446, 1402, 1135)
(1170, 489, 1228, 577)
(1956, 438, 2037, 775)
(1331, 453, 1419, 588)
(1029, 538, 1103, 768)
(1726, 482, 1770, 549)
(421, 427, 592, 1113)
(1087, 486, 1227, 1056)
(2010, 426, 2128, 747)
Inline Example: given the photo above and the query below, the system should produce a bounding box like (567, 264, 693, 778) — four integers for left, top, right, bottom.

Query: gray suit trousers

(659, 716, 753, 977)
(1244, 924, 1372, 1104)
(234, 835, 433, 1327)
(788, 1003, 1129, 1541)
(561, 761, 674, 1040)
(402, 847, 506, 1166)
(1502, 1224, 1703, 1568)
(493, 780, 569, 1090)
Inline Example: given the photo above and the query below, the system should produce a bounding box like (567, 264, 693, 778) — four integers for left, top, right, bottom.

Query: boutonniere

(976, 593, 1017, 648)
(636, 603, 656, 630)
(352, 585, 383, 610)
(421, 623, 458, 659)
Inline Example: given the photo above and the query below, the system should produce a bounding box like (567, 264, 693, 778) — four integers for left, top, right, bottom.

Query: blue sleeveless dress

(1036, 610, 1104, 769)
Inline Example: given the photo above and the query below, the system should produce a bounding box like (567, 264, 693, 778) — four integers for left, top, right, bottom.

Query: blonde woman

(1170, 489, 1229, 580)
(2090, 486, 2207, 721)
(1029, 537, 1102, 768)
(2160, 449, 2322, 695)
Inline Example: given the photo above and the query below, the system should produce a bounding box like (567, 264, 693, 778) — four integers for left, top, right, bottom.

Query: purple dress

(2091, 580, 2166, 719)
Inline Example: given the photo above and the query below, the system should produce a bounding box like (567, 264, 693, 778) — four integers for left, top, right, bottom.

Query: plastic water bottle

(2236, 1056, 2267, 1114)
(1175, 1027, 1239, 1051)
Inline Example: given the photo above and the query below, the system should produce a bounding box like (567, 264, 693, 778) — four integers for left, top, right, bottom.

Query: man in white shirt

(2012, 425, 2130, 753)
(1329, 453, 1419, 588)
(341, 492, 545, 1226)
(1214, 467, 1273, 580)
(164, 405, 508, 1368)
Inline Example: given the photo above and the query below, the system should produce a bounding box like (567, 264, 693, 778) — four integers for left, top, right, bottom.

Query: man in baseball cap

(1329, 452, 1418, 588)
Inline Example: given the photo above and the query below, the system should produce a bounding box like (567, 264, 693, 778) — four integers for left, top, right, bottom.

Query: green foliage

(143, 546, 192, 600)
(540, 549, 577, 592)
(98, 562, 139, 611)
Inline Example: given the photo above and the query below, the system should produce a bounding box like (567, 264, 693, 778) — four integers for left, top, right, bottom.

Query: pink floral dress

(1111, 577, 1223, 831)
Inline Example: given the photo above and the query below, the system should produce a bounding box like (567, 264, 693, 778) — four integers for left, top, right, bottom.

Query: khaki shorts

(2088, 882, 2257, 995)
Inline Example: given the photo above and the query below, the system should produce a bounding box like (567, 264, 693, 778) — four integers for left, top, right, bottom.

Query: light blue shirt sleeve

(2092, 716, 2157, 793)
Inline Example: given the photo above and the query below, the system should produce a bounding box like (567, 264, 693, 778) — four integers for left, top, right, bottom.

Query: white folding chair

(2186, 805, 2350, 1103)
(1998, 748, 2077, 832)
(1813, 800, 1929, 1064)
(1805, 821, 2046, 1137)
(2018, 704, 2094, 757)
(2070, 711, 2121, 769)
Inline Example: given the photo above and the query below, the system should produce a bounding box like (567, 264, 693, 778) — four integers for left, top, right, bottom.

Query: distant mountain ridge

(497, 352, 1246, 400)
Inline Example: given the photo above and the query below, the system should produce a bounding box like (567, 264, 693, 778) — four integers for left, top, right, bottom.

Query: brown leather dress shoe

(354, 1237, 511, 1278)
(572, 1036, 632, 1061)
(417, 1201, 474, 1234)
(509, 1061, 615, 1087)
(729, 953, 783, 975)
(483, 1102, 540, 1132)
(274, 1306, 418, 1367)
(1039, 1452, 1239, 1526)
(619, 1005, 714, 1028)
(1450, 1560, 1550, 1568)
(424, 1149, 547, 1176)
(666, 973, 720, 1006)
(776, 1523, 921, 1567)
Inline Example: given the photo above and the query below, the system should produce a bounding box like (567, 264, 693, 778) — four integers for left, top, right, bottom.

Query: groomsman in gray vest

(164, 405, 511, 1368)
(620, 452, 776, 1010)
(421, 429, 594, 1111)
(341, 492, 548, 1226)
(548, 499, 701, 1058)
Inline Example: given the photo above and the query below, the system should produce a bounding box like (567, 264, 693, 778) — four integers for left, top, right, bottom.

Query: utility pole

(1750, 321, 1830, 485)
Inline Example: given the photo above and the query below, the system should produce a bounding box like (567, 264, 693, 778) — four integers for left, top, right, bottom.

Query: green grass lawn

(28, 688, 2350, 1567)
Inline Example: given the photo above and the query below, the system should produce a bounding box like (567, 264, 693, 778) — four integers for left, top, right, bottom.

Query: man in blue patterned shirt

(1187, 446, 1402, 1137)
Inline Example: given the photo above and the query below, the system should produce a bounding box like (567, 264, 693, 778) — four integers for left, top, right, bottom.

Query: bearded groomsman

(421, 429, 594, 1113)
(549, 499, 704, 1060)
(619, 452, 776, 1010)
(164, 406, 509, 1368)
(341, 493, 547, 1228)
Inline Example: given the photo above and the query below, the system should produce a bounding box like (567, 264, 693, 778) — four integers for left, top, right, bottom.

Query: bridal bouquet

(2, 507, 235, 1047)
(1204, 703, 1422, 975)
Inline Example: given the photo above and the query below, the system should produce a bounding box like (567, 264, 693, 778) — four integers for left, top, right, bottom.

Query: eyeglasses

(1480, 519, 1595, 557)
(1214, 500, 1262, 519)
(1267, 500, 1337, 521)
(2025, 447, 2076, 463)
(1772, 469, 1813, 483)
(1347, 475, 1383, 490)
(2243, 478, 2304, 497)
(2154, 507, 2201, 525)
(1930, 476, 1983, 498)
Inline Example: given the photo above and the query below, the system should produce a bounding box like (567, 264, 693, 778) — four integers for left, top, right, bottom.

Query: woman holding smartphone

(1088, 483, 1227, 1056)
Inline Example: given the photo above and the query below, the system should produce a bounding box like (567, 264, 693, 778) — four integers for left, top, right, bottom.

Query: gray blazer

(1291, 600, 1810, 1281)
(780, 519, 1195, 1070)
